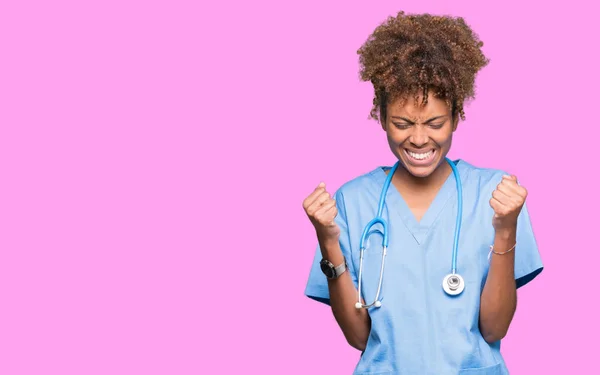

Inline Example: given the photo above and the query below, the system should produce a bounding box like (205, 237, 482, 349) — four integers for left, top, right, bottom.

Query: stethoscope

(355, 157, 464, 310)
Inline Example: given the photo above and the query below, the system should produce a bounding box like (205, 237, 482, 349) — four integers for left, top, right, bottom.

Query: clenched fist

(489, 175, 528, 231)
(302, 182, 341, 243)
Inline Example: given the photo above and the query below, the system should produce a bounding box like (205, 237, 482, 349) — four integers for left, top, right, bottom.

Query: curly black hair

(357, 11, 489, 121)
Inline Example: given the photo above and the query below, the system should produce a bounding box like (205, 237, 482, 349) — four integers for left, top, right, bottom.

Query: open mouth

(404, 149, 436, 165)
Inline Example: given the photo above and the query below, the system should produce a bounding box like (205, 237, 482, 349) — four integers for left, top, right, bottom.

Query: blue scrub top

(304, 160, 544, 375)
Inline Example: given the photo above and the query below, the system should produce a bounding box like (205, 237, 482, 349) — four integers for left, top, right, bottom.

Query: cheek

(387, 128, 408, 144)
(386, 132, 407, 156)
(387, 135, 400, 151)
(386, 129, 401, 145)
(433, 130, 453, 147)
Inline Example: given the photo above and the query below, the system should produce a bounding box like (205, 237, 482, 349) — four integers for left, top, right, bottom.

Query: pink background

(0, 0, 597, 374)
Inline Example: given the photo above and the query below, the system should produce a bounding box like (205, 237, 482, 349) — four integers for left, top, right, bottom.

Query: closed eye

(393, 122, 444, 130)
(393, 122, 412, 129)
(428, 123, 444, 129)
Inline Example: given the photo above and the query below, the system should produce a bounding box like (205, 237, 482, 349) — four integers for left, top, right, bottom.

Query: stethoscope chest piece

(442, 273, 464, 296)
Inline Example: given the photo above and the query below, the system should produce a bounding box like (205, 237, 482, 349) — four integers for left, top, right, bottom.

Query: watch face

(320, 260, 334, 278)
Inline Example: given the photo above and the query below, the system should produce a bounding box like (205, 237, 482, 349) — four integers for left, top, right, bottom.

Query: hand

(489, 175, 528, 231)
(302, 182, 341, 243)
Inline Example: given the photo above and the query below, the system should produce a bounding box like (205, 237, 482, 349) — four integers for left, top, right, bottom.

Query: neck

(395, 160, 452, 192)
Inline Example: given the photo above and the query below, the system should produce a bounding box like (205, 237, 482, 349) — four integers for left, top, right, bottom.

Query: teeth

(408, 150, 433, 160)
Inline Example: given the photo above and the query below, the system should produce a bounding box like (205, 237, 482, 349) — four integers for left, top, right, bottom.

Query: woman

(302, 11, 543, 375)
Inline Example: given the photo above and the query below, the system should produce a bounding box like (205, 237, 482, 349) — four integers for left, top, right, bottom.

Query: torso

(342, 160, 509, 374)
(304, 158, 542, 374)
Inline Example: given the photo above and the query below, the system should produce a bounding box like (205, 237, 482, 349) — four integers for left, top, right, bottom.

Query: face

(382, 92, 458, 179)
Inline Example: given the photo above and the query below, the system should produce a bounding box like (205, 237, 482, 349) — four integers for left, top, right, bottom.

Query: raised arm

(303, 183, 371, 351)
(479, 174, 527, 343)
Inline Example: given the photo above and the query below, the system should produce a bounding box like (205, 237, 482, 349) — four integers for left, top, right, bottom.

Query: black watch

(320, 257, 347, 279)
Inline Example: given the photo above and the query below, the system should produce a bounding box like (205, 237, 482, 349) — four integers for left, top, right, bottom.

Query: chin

(398, 148, 444, 178)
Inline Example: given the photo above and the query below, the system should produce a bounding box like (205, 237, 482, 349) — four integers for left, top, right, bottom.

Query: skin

(302, 92, 527, 350)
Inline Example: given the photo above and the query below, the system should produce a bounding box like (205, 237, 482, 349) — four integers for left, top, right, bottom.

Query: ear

(379, 91, 389, 131)
(379, 107, 387, 131)
(451, 112, 459, 132)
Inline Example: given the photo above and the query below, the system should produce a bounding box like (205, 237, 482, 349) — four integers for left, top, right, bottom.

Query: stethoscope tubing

(355, 157, 463, 309)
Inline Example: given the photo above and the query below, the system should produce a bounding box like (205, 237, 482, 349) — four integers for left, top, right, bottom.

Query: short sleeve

(304, 190, 358, 306)
(514, 202, 544, 288)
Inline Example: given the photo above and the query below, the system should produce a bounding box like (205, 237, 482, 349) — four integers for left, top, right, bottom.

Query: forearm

(479, 227, 517, 343)
(320, 237, 371, 351)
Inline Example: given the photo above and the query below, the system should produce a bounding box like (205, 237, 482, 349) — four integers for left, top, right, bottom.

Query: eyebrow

(390, 115, 447, 124)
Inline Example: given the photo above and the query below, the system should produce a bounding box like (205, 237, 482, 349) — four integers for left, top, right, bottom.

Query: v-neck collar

(374, 159, 470, 245)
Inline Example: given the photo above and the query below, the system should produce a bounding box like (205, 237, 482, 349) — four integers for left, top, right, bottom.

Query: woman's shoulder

(335, 165, 384, 192)
(457, 159, 511, 189)
(329, 165, 386, 206)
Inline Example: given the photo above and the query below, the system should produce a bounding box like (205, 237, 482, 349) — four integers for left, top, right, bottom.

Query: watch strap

(333, 260, 347, 278)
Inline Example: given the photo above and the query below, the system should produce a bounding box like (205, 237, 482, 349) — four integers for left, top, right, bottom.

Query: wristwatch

(320, 257, 347, 279)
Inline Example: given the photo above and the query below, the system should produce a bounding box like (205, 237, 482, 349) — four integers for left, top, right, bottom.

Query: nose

(409, 125, 429, 147)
